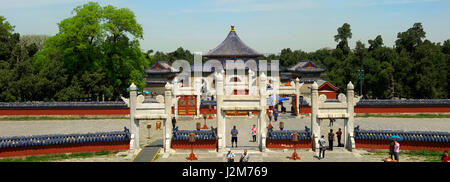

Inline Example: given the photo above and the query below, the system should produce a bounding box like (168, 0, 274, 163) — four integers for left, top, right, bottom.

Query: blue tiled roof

(354, 126, 450, 142)
(0, 101, 127, 109)
(267, 127, 311, 140)
(204, 30, 263, 58)
(0, 128, 130, 149)
(172, 129, 217, 141)
(299, 99, 450, 107)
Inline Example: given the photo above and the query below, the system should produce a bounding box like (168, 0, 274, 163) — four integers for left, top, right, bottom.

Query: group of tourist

(174, 108, 448, 162)
(317, 128, 343, 160)
(226, 149, 249, 162)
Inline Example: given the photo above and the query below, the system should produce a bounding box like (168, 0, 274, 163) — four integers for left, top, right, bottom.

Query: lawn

(0, 151, 120, 162)
(356, 114, 450, 118)
(0, 116, 129, 121)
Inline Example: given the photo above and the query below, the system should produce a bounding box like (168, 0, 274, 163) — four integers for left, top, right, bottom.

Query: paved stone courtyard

(0, 115, 449, 162)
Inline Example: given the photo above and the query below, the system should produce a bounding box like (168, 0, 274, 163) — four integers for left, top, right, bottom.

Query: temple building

(144, 25, 338, 116)
(143, 61, 179, 96)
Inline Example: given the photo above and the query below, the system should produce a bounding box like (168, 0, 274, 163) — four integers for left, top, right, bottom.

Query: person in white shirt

(226, 150, 235, 162)
(239, 149, 250, 162)
(318, 135, 326, 160)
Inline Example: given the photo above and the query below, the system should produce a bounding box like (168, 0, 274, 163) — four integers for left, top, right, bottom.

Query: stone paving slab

(133, 139, 163, 162)
(154, 148, 379, 162)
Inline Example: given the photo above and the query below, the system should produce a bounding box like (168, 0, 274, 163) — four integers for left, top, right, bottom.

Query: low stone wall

(0, 101, 129, 116)
(266, 140, 312, 149)
(0, 130, 130, 158)
(1, 99, 450, 116)
(266, 129, 312, 149)
(354, 127, 450, 151)
(171, 129, 217, 149)
(299, 99, 450, 114)
(355, 139, 449, 151)
(171, 140, 217, 149)
(0, 141, 129, 158)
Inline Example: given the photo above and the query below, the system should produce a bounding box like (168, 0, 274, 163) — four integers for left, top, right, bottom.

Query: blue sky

(1, 0, 449, 54)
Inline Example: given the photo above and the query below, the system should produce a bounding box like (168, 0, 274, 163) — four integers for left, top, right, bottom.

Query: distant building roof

(316, 80, 338, 91)
(286, 60, 327, 73)
(203, 25, 263, 58)
(145, 61, 179, 74)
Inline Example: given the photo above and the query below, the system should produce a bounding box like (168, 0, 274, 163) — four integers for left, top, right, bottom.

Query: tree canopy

(0, 2, 148, 101)
(0, 8, 449, 101)
(261, 23, 449, 99)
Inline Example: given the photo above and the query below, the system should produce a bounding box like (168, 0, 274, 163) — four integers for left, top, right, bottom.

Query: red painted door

(178, 95, 197, 115)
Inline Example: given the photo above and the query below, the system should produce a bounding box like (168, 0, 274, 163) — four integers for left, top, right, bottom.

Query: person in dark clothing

(389, 140, 395, 159)
(274, 109, 279, 122)
(336, 128, 343, 147)
(231, 125, 239, 148)
(172, 117, 176, 129)
(328, 129, 335, 151)
(329, 118, 334, 126)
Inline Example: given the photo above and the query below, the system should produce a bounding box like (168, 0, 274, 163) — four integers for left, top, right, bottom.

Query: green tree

(334, 23, 352, 55)
(35, 2, 148, 100)
(395, 23, 426, 52)
(368, 35, 383, 51)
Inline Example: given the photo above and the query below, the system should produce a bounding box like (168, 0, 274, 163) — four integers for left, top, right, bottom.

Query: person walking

(393, 140, 400, 161)
(251, 125, 257, 142)
(172, 117, 177, 129)
(336, 128, 343, 147)
(274, 108, 279, 122)
(231, 125, 239, 148)
(226, 150, 235, 162)
(328, 119, 334, 127)
(389, 140, 395, 160)
(318, 135, 326, 160)
(328, 129, 335, 151)
(239, 149, 250, 162)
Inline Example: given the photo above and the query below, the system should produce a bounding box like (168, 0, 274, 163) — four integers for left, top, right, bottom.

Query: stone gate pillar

(295, 77, 300, 118)
(215, 71, 226, 151)
(311, 82, 320, 151)
(194, 78, 202, 117)
(259, 73, 268, 151)
(164, 83, 173, 153)
(129, 83, 139, 155)
(345, 82, 356, 151)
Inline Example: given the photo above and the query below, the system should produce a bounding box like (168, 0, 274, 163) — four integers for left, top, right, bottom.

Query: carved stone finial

(130, 83, 137, 90)
(295, 77, 300, 82)
(165, 82, 172, 90)
(347, 81, 354, 90)
(312, 82, 318, 90)
(260, 72, 266, 79)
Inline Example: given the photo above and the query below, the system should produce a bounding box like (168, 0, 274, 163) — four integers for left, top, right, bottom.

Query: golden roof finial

(231, 24, 235, 31)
